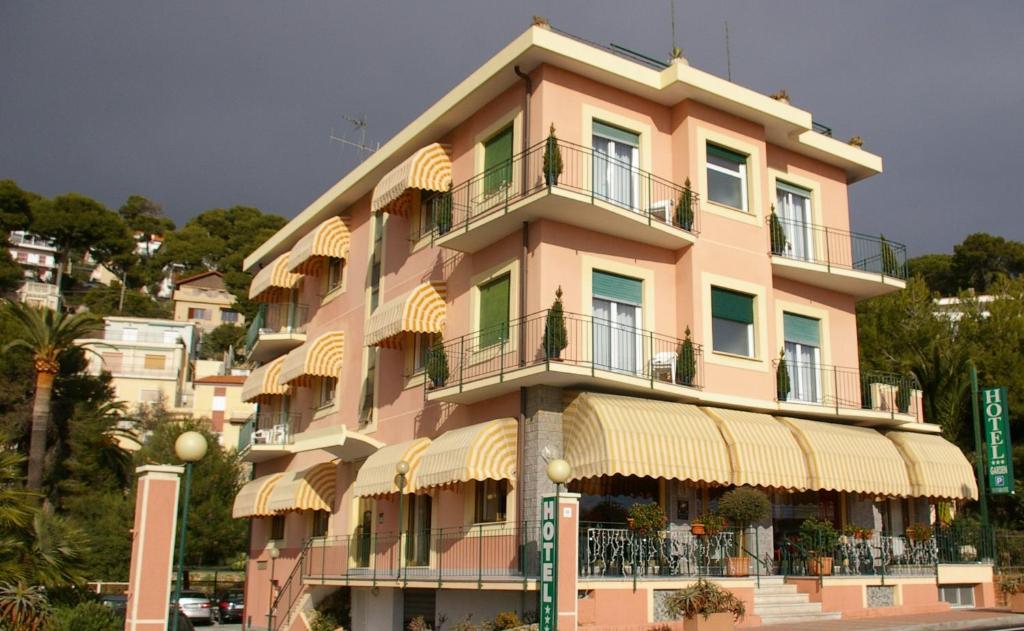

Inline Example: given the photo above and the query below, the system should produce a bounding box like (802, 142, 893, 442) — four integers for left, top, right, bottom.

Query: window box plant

(717, 487, 770, 577)
(676, 326, 697, 386)
(542, 286, 568, 360)
(543, 123, 563, 186)
(799, 518, 839, 576)
(663, 579, 746, 631)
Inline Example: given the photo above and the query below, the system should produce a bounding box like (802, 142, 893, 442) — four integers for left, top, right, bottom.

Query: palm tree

(1, 301, 103, 491)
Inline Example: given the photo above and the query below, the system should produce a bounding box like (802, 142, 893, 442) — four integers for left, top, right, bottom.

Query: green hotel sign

(539, 496, 557, 631)
(984, 387, 1015, 495)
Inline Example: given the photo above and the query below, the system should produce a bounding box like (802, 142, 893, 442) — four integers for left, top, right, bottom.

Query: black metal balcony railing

(773, 359, 920, 419)
(245, 303, 309, 354)
(425, 310, 704, 395)
(425, 139, 700, 241)
(768, 216, 908, 280)
(237, 411, 300, 451)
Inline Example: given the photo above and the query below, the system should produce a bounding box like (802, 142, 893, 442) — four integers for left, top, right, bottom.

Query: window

(706, 144, 748, 211)
(418, 192, 435, 238)
(121, 327, 138, 342)
(316, 377, 337, 409)
(16, 251, 27, 262)
(269, 515, 285, 540)
(101, 352, 123, 372)
(711, 287, 755, 357)
(412, 333, 437, 374)
(221, 309, 239, 323)
(473, 479, 508, 523)
(354, 498, 373, 567)
(359, 349, 377, 424)
(311, 511, 330, 538)
(783, 313, 822, 403)
(369, 212, 383, 311)
(483, 125, 513, 195)
(187, 307, 208, 320)
(939, 585, 975, 608)
(592, 270, 643, 373)
(144, 354, 166, 370)
(326, 258, 344, 293)
(775, 181, 814, 260)
(592, 121, 640, 209)
(478, 274, 511, 347)
(405, 494, 432, 566)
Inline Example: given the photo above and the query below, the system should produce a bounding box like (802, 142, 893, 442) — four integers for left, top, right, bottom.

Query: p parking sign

(983, 387, 1015, 495)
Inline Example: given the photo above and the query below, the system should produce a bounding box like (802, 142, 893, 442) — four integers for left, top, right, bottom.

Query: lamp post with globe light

(171, 430, 208, 631)
(395, 460, 410, 585)
(545, 458, 571, 631)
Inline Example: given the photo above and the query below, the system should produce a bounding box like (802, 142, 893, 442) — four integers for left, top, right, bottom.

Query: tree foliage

(908, 232, 1024, 295)
(199, 323, 246, 362)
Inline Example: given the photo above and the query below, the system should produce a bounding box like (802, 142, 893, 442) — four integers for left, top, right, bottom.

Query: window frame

(473, 479, 509, 524)
(326, 258, 345, 294)
(706, 143, 749, 212)
(269, 515, 285, 541)
(710, 286, 756, 358)
(477, 273, 511, 348)
(316, 376, 337, 409)
(311, 510, 330, 538)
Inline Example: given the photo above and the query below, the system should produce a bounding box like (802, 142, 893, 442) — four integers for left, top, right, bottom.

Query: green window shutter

(593, 120, 639, 147)
(784, 312, 820, 347)
(711, 287, 754, 325)
(592, 270, 643, 305)
(707, 143, 747, 165)
(777, 180, 811, 197)
(478, 274, 511, 346)
(483, 126, 513, 195)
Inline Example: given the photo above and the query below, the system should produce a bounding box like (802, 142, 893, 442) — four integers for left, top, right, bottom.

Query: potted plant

(1000, 576, 1024, 613)
(776, 349, 791, 402)
(663, 579, 746, 631)
(435, 185, 453, 235)
(542, 286, 568, 360)
(769, 205, 788, 255)
(700, 512, 725, 537)
(675, 178, 695, 231)
(854, 527, 873, 541)
(542, 123, 563, 186)
(906, 523, 933, 543)
(841, 525, 856, 545)
(799, 518, 839, 576)
(690, 515, 706, 537)
(880, 234, 900, 277)
(717, 487, 771, 577)
(675, 326, 697, 386)
(426, 340, 449, 389)
(628, 502, 667, 538)
(896, 375, 913, 414)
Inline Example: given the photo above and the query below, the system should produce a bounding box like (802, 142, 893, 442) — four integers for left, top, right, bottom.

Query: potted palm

(675, 326, 697, 386)
(426, 340, 449, 389)
(542, 286, 568, 360)
(663, 579, 746, 631)
(675, 178, 695, 231)
(799, 518, 839, 576)
(776, 349, 791, 402)
(717, 487, 771, 577)
(769, 204, 788, 255)
(542, 123, 563, 186)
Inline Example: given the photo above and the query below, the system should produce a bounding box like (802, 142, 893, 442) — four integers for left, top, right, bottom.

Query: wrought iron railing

(238, 411, 300, 451)
(426, 139, 700, 241)
(236, 416, 254, 452)
(271, 539, 313, 631)
(768, 216, 908, 280)
(246, 303, 309, 354)
(581, 524, 737, 578)
(244, 306, 265, 353)
(773, 359, 921, 419)
(425, 310, 704, 395)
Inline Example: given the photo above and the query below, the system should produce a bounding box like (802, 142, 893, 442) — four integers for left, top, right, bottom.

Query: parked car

(213, 590, 245, 623)
(173, 590, 213, 626)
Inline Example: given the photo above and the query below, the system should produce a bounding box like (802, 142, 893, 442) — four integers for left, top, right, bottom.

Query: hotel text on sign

(539, 496, 556, 631)
(984, 387, 1015, 495)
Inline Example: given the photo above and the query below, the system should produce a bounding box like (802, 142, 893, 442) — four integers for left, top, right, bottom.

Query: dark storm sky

(2, 1, 1022, 256)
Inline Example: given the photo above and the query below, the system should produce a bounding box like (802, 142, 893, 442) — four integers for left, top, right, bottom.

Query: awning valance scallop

(249, 252, 302, 302)
(279, 331, 345, 387)
(241, 355, 290, 403)
(371, 143, 452, 216)
(364, 282, 446, 348)
(287, 216, 351, 275)
(415, 418, 518, 490)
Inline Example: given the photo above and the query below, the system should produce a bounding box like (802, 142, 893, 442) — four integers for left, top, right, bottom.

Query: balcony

(768, 216, 908, 298)
(773, 359, 922, 423)
(246, 303, 309, 363)
(86, 328, 186, 345)
(89, 356, 179, 380)
(237, 411, 300, 463)
(426, 139, 699, 253)
(425, 310, 704, 405)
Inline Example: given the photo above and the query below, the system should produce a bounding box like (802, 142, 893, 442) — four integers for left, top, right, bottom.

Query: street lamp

(266, 542, 280, 631)
(545, 459, 570, 631)
(395, 460, 410, 584)
(171, 431, 208, 631)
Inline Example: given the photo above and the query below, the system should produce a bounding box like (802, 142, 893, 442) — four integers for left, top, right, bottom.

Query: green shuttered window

(593, 270, 642, 305)
(593, 120, 639, 147)
(479, 274, 511, 347)
(711, 287, 754, 324)
(784, 313, 821, 347)
(483, 125, 513, 195)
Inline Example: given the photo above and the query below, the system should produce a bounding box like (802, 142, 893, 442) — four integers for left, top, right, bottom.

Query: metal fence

(773, 359, 921, 419)
(237, 412, 301, 452)
(769, 215, 908, 280)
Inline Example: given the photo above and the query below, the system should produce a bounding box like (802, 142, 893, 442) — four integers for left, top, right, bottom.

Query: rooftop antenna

(725, 20, 733, 81)
(669, 0, 683, 60)
(329, 113, 379, 161)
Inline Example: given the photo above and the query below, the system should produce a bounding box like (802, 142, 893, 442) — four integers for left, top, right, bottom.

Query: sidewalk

(754, 608, 1024, 631)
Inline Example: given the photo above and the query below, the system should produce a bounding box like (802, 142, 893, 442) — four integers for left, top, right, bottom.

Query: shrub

(881, 234, 900, 277)
(675, 327, 696, 386)
(542, 286, 568, 359)
(628, 503, 667, 537)
(492, 610, 523, 630)
(717, 487, 770, 555)
(408, 615, 432, 631)
(426, 340, 449, 388)
(663, 579, 746, 621)
(799, 518, 839, 556)
(694, 512, 725, 536)
(675, 178, 695, 230)
(1000, 575, 1024, 595)
(776, 349, 791, 400)
(50, 601, 121, 631)
(542, 124, 564, 183)
(769, 207, 787, 255)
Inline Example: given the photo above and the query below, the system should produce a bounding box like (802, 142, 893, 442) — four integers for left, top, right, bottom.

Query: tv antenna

(669, 0, 682, 60)
(725, 20, 733, 81)
(329, 114, 379, 161)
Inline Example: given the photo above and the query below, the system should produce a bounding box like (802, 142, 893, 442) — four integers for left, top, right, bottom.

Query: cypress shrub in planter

(426, 340, 449, 389)
(543, 124, 563, 186)
(675, 178, 695, 231)
(542, 286, 568, 360)
(769, 205, 788, 255)
(676, 326, 697, 386)
(776, 349, 791, 402)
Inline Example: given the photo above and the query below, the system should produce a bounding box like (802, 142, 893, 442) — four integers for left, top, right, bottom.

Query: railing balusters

(768, 215, 907, 280)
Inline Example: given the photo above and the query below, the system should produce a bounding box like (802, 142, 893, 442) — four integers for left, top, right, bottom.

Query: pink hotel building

(233, 23, 987, 630)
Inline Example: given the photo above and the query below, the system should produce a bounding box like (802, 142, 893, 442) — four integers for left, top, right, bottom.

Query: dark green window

(783, 312, 820, 347)
(711, 287, 755, 356)
(483, 125, 513, 195)
(592, 270, 643, 305)
(478, 274, 511, 347)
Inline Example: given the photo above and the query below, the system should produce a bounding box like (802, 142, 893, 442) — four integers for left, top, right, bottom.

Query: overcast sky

(2, 1, 1022, 256)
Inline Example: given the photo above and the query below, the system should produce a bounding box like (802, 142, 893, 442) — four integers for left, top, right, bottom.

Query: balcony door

(783, 313, 822, 404)
(593, 271, 643, 375)
(593, 121, 639, 210)
(405, 494, 432, 567)
(776, 181, 814, 261)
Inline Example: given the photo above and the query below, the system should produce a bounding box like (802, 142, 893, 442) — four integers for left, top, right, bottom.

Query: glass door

(776, 182, 814, 261)
(405, 495, 432, 567)
(593, 122, 639, 209)
(354, 500, 373, 568)
(593, 298, 642, 375)
(784, 341, 822, 404)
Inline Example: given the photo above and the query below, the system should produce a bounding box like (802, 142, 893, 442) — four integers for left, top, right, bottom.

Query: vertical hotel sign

(984, 387, 1015, 495)
(539, 496, 556, 631)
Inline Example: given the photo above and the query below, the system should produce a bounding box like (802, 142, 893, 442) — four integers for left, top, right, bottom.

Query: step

(752, 584, 799, 595)
(757, 611, 842, 626)
(753, 593, 814, 605)
(754, 602, 827, 616)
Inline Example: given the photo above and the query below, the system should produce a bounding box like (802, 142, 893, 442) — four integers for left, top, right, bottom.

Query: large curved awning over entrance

(232, 473, 284, 518)
(287, 216, 351, 275)
(353, 438, 431, 497)
(887, 431, 978, 500)
(266, 462, 337, 513)
(415, 418, 518, 490)
(241, 356, 290, 403)
(279, 331, 345, 387)
(371, 143, 453, 216)
(364, 282, 447, 348)
(249, 252, 302, 302)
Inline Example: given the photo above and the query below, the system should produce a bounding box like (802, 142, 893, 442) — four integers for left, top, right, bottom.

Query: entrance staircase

(753, 577, 841, 626)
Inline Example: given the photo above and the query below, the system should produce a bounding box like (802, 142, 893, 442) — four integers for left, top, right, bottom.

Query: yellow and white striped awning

(416, 418, 518, 490)
(241, 356, 290, 403)
(887, 431, 978, 500)
(287, 216, 351, 275)
(232, 473, 284, 518)
(353, 438, 431, 497)
(563, 393, 732, 485)
(780, 417, 912, 497)
(279, 331, 345, 387)
(704, 408, 810, 491)
(266, 462, 337, 513)
(364, 282, 447, 348)
(249, 252, 303, 302)
(371, 143, 452, 215)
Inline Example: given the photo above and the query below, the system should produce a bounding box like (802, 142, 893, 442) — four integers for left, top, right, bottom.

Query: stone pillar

(521, 386, 565, 525)
(125, 465, 184, 631)
(541, 492, 579, 631)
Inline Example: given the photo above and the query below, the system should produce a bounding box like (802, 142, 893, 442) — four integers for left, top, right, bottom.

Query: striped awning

(563, 393, 732, 484)
(279, 331, 345, 387)
(353, 438, 431, 497)
(266, 462, 337, 513)
(416, 418, 518, 490)
(249, 252, 302, 302)
(780, 417, 912, 497)
(232, 473, 284, 518)
(704, 408, 810, 491)
(887, 431, 978, 500)
(371, 143, 452, 215)
(241, 356, 290, 403)
(288, 216, 351, 275)
(364, 282, 447, 348)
